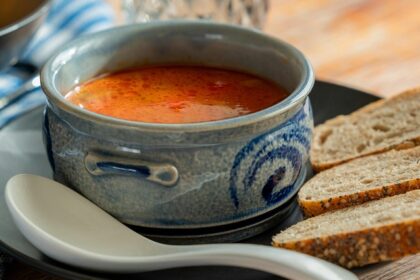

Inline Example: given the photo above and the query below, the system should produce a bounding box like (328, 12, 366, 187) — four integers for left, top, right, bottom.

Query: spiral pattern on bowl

(229, 100, 313, 211)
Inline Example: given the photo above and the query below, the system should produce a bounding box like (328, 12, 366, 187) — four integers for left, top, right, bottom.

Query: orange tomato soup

(65, 66, 289, 124)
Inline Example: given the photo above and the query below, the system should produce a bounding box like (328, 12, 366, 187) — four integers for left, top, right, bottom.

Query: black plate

(0, 81, 379, 280)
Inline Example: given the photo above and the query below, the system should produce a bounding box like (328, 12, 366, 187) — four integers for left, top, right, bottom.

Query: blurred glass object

(121, 0, 269, 29)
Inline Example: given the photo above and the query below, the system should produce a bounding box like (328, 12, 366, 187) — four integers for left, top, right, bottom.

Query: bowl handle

(84, 151, 179, 187)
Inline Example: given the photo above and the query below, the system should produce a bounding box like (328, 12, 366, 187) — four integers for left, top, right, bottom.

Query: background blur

(109, 0, 420, 97)
(2, 0, 419, 279)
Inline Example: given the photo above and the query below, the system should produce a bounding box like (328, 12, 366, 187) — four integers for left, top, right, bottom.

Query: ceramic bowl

(0, 0, 50, 69)
(41, 21, 314, 241)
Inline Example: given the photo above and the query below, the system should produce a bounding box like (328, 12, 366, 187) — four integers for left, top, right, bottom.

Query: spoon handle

(164, 244, 357, 280)
(0, 75, 40, 111)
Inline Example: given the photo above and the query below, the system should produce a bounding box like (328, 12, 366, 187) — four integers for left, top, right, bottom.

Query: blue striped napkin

(0, 0, 114, 277)
(0, 0, 115, 128)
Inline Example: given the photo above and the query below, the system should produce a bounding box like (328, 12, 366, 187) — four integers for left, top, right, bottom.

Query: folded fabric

(0, 0, 115, 277)
(0, 0, 115, 127)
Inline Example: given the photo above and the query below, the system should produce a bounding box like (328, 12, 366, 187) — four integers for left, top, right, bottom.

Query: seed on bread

(299, 146, 420, 217)
(273, 191, 420, 268)
(311, 87, 420, 172)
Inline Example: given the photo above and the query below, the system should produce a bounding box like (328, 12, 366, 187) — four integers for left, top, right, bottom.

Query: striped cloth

(0, 0, 114, 277)
(0, 0, 115, 128)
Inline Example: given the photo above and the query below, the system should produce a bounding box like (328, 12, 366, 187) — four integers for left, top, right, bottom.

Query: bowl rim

(0, 0, 51, 37)
(41, 21, 314, 133)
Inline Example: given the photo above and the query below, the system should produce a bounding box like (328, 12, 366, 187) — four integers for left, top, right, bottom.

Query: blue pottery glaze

(40, 21, 314, 241)
(230, 101, 312, 210)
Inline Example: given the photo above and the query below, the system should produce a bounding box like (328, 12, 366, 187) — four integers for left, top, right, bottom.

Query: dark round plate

(0, 81, 379, 280)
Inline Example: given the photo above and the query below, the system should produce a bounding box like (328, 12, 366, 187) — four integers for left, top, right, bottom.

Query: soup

(65, 66, 289, 124)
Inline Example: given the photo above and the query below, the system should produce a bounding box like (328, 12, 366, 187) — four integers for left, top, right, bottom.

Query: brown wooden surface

(4, 0, 420, 279)
(265, 0, 420, 98)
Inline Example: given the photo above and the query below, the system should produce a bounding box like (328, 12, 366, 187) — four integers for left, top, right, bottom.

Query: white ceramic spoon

(5, 174, 357, 280)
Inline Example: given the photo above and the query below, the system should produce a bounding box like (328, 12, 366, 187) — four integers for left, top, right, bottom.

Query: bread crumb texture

(311, 88, 420, 171)
(273, 191, 420, 268)
(299, 147, 420, 216)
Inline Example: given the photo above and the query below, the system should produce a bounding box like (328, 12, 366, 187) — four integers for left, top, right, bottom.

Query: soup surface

(65, 66, 289, 124)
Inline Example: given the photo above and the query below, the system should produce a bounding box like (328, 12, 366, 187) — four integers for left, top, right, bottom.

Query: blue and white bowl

(41, 21, 314, 241)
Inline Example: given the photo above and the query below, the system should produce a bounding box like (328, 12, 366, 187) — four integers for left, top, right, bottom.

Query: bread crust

(311, 137, 420, 172)
(298, 178, 420, 217)
(310, 87, 420, 172)
(272, 220, 420, 268)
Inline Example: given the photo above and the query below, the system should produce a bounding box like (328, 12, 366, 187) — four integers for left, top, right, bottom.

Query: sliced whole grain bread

(311, 88, 420, 172)
(299, 146, 420, 217)
(272, 190, 420, 268)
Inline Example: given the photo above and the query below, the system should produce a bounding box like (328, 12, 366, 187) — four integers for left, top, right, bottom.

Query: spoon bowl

(5, 174, 357, 280)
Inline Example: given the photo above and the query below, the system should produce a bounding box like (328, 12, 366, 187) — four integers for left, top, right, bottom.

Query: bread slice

(311, 87, 420, 172)
(273, 190, 420, 268)
(299, 146, 420, 217)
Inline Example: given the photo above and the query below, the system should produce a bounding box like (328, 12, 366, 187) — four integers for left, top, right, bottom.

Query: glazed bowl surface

(0, 0, 50, 69)
(41, 21, 314, 240)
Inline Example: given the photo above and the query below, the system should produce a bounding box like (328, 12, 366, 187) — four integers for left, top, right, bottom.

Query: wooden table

(265, 0, 420, 98)
(4, 0, 420, 279)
